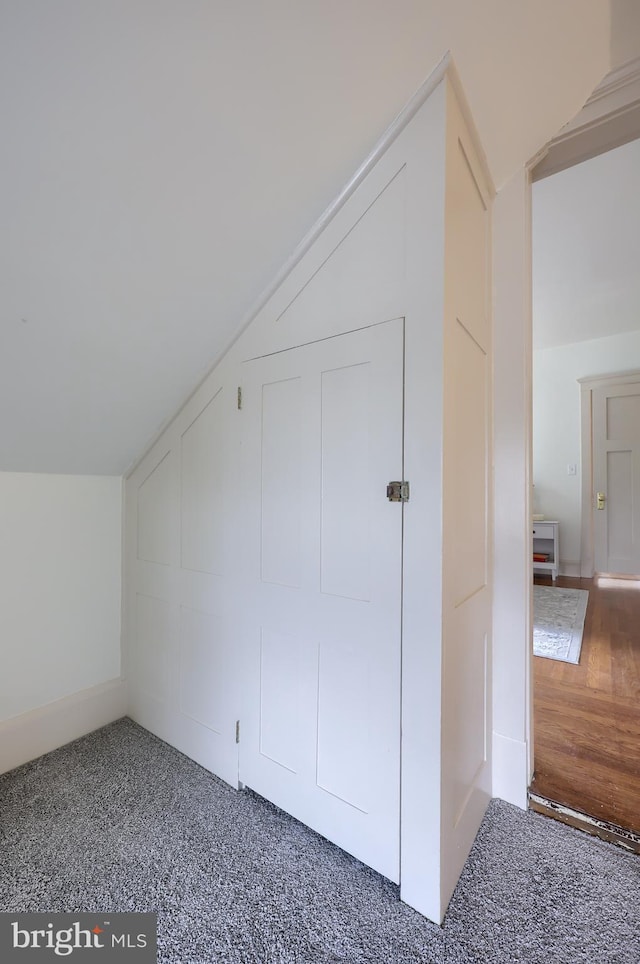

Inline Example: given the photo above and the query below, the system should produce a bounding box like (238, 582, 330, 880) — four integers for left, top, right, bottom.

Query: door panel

(451, 318, 488, 604)
(593, 382, 640, 575)
(259, 626, 303, 772)
(607, 451, 633, 565)
(316, 634, 373, 812)
(128, 386, 241, 788)
(179, 605, 228, 734)
(320, 363, 371, 601)
(239, 319, 404, 883)
(180, 389, 226, 576)
(137, 453, 176, 567)
(261, 377, 305, 588)
(135, 592, 172, 703)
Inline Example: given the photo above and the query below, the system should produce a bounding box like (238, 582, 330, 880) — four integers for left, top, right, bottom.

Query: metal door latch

(387, 481, 410, 503)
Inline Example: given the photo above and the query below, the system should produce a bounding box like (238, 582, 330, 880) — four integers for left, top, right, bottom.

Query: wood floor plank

(531, 575, 640, 834)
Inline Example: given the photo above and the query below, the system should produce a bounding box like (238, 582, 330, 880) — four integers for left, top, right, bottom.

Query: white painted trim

(492, 732, 529, 809)
(579, 381, 594, 578)
(579, 370, 640, 578)
(0, 678, 127, 775)
(444, 59, 495, 197)
(532, 57, 640, 181)
(524, 166, 534, 790)
(125, 54, 454, 479)
(577, 368, 640, 387)
(587, 57, 640, 108)
(119, 475, 128, 682)
(491, 165, 535, 812)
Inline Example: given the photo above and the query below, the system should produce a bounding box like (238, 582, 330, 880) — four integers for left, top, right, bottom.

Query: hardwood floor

(531, 575, 640, 833)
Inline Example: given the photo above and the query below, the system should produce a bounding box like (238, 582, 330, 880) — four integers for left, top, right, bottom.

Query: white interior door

(238, 318, 404, 883)
(593, 380, 640, 576)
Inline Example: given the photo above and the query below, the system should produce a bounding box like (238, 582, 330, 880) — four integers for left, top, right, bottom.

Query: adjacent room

(530, 136, 640, 843)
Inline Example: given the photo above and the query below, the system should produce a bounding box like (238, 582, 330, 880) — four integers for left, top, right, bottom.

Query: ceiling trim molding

(577, 368, 640, 387)
(587, 57, 640, 105)
(532, 56, 640, 181)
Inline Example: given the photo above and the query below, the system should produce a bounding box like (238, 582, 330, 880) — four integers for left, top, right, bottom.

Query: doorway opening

(528, 107, 640, 844)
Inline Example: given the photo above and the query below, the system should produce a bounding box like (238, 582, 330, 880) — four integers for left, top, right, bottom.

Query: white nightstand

(533, 521, 559, 582)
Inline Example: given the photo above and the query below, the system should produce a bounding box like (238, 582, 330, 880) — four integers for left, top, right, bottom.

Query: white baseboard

(0, 678, 128, 775)
(492, 731, 529, 810)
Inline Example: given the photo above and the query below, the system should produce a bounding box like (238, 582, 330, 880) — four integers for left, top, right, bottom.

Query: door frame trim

(578, 370, 640, 577)
(531, 56, 640, 182)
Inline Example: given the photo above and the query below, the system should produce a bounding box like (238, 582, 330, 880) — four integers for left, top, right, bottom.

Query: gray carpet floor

(0, 718, 638, 963)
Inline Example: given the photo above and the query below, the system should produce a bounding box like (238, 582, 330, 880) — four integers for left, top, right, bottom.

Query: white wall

(0, 472, 122, 724)
(533, 330, 640, 572)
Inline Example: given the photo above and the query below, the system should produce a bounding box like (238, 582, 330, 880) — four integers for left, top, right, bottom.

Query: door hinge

(387, 480, 410, 503)
(235, 720, 240, 744)
(237, 387, 242, 410)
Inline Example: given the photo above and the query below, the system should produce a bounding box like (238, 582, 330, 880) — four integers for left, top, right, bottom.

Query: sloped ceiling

(533, 137, 640, 350)
(0, 1, 610, 474)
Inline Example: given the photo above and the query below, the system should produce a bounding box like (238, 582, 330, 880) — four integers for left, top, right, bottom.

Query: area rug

(533, 585, 589, 664)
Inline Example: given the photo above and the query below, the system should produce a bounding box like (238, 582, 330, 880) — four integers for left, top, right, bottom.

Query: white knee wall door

(124, 60, 494, 925)
(238, 320, 404, 883)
